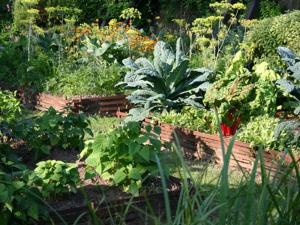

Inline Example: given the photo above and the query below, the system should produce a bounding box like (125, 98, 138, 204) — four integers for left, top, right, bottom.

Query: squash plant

(32, 160, 80, 198)
(0, 165, 48, 224)
(117, 38, 213, 122)
(84, 122, 170, 195)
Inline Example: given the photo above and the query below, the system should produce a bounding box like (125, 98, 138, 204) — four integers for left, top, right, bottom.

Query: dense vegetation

(0, 0, 300, 224)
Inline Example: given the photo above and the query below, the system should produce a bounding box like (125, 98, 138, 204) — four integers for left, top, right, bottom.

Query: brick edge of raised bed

(35, 93, 131, 115)
(142, 118, 299, 174)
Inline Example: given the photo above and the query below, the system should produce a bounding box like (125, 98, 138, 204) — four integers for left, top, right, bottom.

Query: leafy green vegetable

(117, 38, 213, 122)
(84, 121, 170, 195)
(276, 47, 300, 115)
(32, 160, 80, 198)
(154, 106, 218, 134)
(238, 115, 279, 149)
(204, 51, 278, 124)
(0, 170, 47, 225)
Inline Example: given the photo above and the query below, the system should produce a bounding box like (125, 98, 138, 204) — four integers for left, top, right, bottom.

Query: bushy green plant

(259, 0, 282, 18)
(14, 107, 92, 160)
(46, 63, 123, 97)
(243, 11, 300, 66)
(159, 0, 212, 22)
(32, 160, 80, 198)
(84, 122, 170, 195)
(74, 0, 133, 24)
(0, 44, 55, 91)
(0, 90, 21, 123)
(0, 170, 48, 225)
(118, 38, 213, 122)
(238, 115, 279, 149)
(154, 106, 218, 134)
(204, 51, 278, 124)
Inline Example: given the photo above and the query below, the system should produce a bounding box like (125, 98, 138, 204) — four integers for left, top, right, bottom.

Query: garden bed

(48, 179, 182, 225)
(16, 146, 182, 225)
(142, 118, 299, 174)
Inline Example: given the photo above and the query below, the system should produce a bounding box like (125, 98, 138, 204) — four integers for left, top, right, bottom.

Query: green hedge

(243, 10, 300, 66)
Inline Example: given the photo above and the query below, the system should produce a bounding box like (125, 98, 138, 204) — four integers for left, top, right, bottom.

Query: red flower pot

(221, 111, 241, 136)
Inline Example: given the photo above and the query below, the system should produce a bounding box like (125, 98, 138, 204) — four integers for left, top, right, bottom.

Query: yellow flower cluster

(75, 19, 157, 54)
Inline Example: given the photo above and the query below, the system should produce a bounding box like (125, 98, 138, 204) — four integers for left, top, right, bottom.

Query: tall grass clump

(156, 134, 300, 225)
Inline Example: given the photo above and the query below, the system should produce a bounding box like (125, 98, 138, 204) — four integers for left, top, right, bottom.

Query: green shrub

(32, 160, 80, 198)
(0, 90, 21, 123)
(46, 63, 123, 97)
(0, 44, 55, 91)
(74, 0, 133, 24)
(238, 115, 279, 149)
(154, 106, 218, 134)
(14, 107, 92, 160)
(259, 0, 282, 18)
(243, 11, 300, 66)
(204, 51, 278, 124)
(84, 122, 170, 195)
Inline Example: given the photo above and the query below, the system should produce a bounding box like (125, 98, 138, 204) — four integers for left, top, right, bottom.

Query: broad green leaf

(113, 169, 127, 184)
(28, 204, 39, 220)
(128, 181, 139, 196)
(0, 191, 9, 203)
(128, 142, 140, 155)
(153, 126, 161, 135)
(145, 124, 152, 133)
(139, 146, 150, 161)
(136, 135, 148, 144)
(95, 164, 102, 175)
(129, 168, 142, 180)
(12, 181, 24, 189)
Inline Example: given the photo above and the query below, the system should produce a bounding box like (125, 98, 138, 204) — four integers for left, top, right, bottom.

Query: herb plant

(84, 122, 170, 195)
(32, 160, 80, 198)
